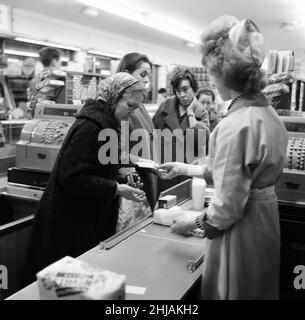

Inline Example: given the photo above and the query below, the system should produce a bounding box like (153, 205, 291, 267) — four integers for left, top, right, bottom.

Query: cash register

(275, 115, 305, 205)
(6, 103, 81, 200)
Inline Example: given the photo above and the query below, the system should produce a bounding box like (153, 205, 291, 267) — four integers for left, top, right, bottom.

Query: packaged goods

(37, 256, 126, 300)
(192, 178, 206, 211)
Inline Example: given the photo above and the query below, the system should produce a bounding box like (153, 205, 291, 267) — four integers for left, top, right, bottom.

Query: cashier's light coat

(201, 93, 288, 299)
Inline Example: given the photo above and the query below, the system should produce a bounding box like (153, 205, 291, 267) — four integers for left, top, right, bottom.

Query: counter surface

(8, 222, 206, 300)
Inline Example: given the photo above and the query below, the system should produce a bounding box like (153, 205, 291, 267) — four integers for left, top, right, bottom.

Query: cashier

(24, 73, 147, 283)
(157, 16, 288, 299)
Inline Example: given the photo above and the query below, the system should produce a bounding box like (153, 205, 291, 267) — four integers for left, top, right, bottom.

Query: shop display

(267, 50, 295, 75)
(72, 75, 97, 103)
(30, 70, 104, 110)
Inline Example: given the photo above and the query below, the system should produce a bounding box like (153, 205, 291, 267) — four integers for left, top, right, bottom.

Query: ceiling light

(4, 49, 39, 58)
(15, 37, 81, 51)
(279, 22, 297, 32)
(87, 49, 121, 59)
(7, 58, 20, 63)
(78, 0, 142, 21)
(185, 41, 196, 48)
(80, 6, 99, 17)
(77, 0, 201, 43)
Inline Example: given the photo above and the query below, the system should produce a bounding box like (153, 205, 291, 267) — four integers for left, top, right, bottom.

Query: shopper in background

(157, 16, 288, 299)
(28, 47, 63, 116)
(29, 47, 62, 94)
(153, 68, 210, 192)
(24, 73, 146, 284)
(157, 87, 167, 104)
(116, 52, 158, 210)
(196, 85, 219, 132)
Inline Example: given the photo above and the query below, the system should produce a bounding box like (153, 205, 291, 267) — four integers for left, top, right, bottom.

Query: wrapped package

(153, 208, 198, 226)
(153, 208, 206, 238)
(37, 256, 126, 300)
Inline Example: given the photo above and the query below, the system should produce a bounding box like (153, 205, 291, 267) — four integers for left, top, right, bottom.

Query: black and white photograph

(0, 0, 305, 305)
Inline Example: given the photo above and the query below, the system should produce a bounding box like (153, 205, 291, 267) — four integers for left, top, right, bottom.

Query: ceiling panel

(1, 0, 305, 60)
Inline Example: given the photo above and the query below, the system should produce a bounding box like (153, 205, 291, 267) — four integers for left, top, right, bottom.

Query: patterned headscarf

(96, 72, 139, 112)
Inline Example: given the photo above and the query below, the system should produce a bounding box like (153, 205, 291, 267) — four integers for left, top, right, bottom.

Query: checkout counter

(3, 107, 305, 300)
(7, 180, 207, 300)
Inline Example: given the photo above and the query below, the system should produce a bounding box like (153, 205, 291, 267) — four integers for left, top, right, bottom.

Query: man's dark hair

(158, 88, 167, 94)
(116, 52, 153, 74)
(39, 47, 62, 68)
(170, 68, 198, 93)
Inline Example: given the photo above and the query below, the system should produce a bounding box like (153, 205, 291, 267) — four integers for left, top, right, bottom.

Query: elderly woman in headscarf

(157, 16, 288, 299)
(24, 73, 147, 283)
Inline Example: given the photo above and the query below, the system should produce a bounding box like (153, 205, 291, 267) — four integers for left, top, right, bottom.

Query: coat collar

(162, 96, 190, 132)
(225, 92, 269, 117)
(76, 100, 118, 129)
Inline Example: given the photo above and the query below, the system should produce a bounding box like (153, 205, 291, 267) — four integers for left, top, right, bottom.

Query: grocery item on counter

(154, 208, 198, 226)
(37, 256, 126, 300)
(192, 177, 206, 211)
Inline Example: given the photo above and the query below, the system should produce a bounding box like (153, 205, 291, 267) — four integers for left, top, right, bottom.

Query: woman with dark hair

(157, 16, 288, 299)
(153, 67, 210, 192)
(24, 73, 147, 283)
(116, 52, 158, 210)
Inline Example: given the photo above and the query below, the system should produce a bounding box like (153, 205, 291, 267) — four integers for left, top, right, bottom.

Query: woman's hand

(170, 216, 197, 235)
(116, 184, 146, 202)
(187, 97, 205, 118)
(156, 162, 188, 179)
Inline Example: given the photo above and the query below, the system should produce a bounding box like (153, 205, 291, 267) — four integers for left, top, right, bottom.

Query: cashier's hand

(156, 162, 188, 179)
(116, 184, 146, 202)
(170, 217, 197, 236)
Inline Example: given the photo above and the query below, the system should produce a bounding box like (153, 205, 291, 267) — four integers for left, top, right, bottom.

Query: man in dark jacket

(153, 68, 210, 191)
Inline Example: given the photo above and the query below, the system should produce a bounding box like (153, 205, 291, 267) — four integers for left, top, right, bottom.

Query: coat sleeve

(152, 102, 165, 129)
(58, 121, 118, 201)
(206, 124, 257, 230)
(194, 106, 210, 132)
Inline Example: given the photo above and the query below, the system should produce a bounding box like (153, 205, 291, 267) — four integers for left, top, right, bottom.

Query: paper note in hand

(135, 160, 158, 169)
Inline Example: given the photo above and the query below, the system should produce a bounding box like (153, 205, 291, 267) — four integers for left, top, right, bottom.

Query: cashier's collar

(224, 91, 268, 117)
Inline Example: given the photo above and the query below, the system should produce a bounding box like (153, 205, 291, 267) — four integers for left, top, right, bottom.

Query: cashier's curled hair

(200, 15, 268, 94)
